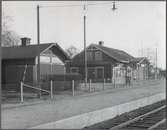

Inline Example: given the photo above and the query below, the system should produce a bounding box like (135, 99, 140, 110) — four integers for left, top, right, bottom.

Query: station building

(66, 41, 150, 84)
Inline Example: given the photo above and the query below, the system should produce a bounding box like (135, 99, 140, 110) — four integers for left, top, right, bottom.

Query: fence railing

(79, 78, 163, 92)
(20, 79, 77, 102)
(2, 78, 163, 103)
(20, 81, 53, 102)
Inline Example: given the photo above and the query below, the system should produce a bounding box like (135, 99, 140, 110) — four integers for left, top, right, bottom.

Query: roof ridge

(91, 44, 135, 63)
(95, 44, 134, 57)
(2, 43, 55, 48)
(2, 42, 70, 61)
(95, 44, 127, 52)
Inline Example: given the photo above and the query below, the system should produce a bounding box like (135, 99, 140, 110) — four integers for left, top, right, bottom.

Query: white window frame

(70, 67, 79, 73)
(40, 55, 50, 64)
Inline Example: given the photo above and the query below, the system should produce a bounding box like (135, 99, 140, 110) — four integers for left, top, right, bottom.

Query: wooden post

(92, 80, 95, 91)
(103, 78, 105, 90)
(72, 80, 74, 96)
(89, 79, 91, 92)
(114, 76, 115, 89)
(113, 68, 116, 89)
(22, 64, 27, 83)
(20, 82, 24, 103)
(50, 80, 53, 99)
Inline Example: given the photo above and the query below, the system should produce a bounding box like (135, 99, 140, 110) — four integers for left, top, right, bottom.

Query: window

(141, 64, 145, 67)
(70, 67, 79, 73)
(40, 55, 64, 65)
(52, 56, 64, 65)
(40, 56, 50, 63)
(95, 51, 102, 61)
(87, 51, 93, 61)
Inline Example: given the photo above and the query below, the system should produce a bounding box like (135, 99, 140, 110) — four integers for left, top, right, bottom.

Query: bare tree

(2, 12, 20, 47)
(66, 45, 79, 58)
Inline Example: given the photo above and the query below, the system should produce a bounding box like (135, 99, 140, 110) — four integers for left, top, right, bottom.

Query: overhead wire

(39, 2, 114, 8)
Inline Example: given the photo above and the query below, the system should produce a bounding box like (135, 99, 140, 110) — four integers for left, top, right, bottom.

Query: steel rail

(148, 118, 166, 130)
(109, 105, 166, 130)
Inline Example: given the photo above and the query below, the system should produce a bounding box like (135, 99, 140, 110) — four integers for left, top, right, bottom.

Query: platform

(1, 80, 165, 129)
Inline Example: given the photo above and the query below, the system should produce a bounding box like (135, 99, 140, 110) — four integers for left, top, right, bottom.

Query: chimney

(21, 37, 31, 46)
(99, 41, 104, 46)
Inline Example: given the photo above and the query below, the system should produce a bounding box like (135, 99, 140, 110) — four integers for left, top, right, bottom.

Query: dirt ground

(1, 79, 165, 129)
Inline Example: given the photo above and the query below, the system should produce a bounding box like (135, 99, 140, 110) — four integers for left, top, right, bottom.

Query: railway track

(85, 100, 166, 130)
(110, 105, 166, 130)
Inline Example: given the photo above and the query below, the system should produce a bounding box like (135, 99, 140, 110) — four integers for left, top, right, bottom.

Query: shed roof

(131, 57, 149, 64)
(132, 57, 145, 62)
(2, 43, 70, 62)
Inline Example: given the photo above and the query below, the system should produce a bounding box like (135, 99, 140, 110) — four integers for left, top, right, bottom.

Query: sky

(2, 1, 166, 69)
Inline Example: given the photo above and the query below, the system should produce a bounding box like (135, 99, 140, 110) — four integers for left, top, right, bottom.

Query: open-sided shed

(2, 40, 70, 91)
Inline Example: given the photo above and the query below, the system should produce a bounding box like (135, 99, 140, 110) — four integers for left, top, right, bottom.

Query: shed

(2, 42, 70, 90)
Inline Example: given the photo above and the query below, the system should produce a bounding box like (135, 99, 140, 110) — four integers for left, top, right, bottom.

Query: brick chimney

(99, 41, 104, 46)
(21, 37, 31, 46)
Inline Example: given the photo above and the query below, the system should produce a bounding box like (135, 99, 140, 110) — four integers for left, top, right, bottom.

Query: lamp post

(36, 2, 117, 90)
(83, 2, 117, 87)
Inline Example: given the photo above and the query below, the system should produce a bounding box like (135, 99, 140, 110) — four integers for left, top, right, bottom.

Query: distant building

(159, 69, 166, 78)
(2, 37, 70, 90)
(130, 57, 150, 80)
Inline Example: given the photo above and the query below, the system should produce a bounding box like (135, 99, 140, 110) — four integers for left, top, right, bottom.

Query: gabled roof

(72, 44, 135, 63)
(73, 44, 135, 63)
(2, 43, 70, 62)
(92, 44, 135, 63)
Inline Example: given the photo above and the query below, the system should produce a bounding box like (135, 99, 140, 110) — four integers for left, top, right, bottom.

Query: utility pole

(37, 5, 41, 97)
(84, 5, 87, 88)
(141, 41, 143, 57)
(155, 47, 158, 79)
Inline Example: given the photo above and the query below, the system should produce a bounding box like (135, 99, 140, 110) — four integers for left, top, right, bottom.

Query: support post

(20, 82, 24, 103)
(72, 80, 74, 96)
(50, 80, 53, 99)
(89, 79, 91, 92)
(114, 75, 115, 88)
(113, 68, 116, 89)
(155, 47, 157, 80)
(103, 78, 105, 90)
(93, 80, 95, 92)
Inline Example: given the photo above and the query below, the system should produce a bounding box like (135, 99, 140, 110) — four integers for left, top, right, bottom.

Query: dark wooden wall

(66, 46, 118, 80)
(40, 63, 65, 75)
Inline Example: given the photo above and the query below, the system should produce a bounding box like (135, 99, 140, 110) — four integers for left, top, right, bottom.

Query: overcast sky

(2, 1, 166, 69)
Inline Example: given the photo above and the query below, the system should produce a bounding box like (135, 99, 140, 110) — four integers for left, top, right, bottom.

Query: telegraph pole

(84, 5, 87, 88)
(155, 47, 157, 79)
(37, 5, 41, 97)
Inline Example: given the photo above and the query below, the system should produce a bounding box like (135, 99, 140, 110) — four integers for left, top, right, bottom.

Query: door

(96, 67, 104, 79)
(88, 67, 95, 80)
